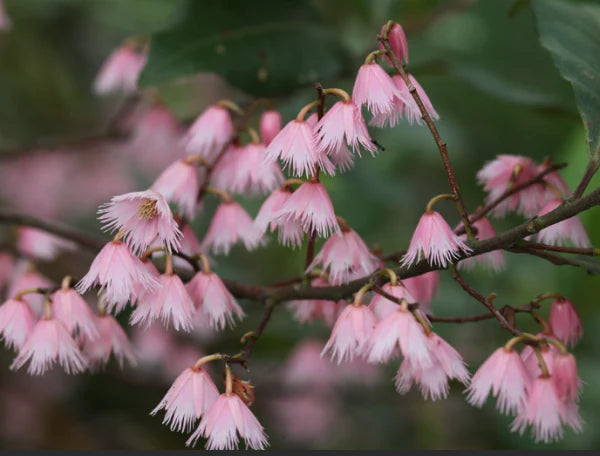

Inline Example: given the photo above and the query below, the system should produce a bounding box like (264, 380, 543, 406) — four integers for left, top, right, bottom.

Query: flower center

(137, 198, 158, 220)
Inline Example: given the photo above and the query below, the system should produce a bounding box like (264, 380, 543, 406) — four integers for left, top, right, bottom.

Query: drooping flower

(457, 217, 505, 272)
(131, 273, 195, 332)
(264, 119, 335, 178)
(186, 270, 244, 330)
(401, 210, 471, 268)
(0, 298, 36, 350)
(511, 376, 567, 443)
(352, 62, 400, 117)
(466, 347, 531, 415)
(367, 307, 431, 368)
(539, 162, 571, 200)
(76, 240, 159, 313)
(201, 202, 265, 255)
(273, 182, 339, 238)
(368, 281, 417, 320)
(187, 393, 268, 450)
(7, 264, 53, 316)
(287, 277, 344, 326)
(552, 352, 581, 404)
(402, 271, 439, 314)
(94, 43, 147, 95)
(10, 318, 87, 375)
(51, 288, 98, 340)
(151, 366, 220, 433)
(322, 304, 377, 364)
(307, 227, 380, 285)
(212, 143, 284, 195)
(477, 155, 545, 217)
(182, 105, 234, 163)
(395, 74, 439, 125)
(260, 110, 282, 146)
(521, 343, 556, 380)
(126, 104, 186, 175)
(536, 198, 590, 247)
(395, 331, 470, 400)
(151, 159, 200, 220)
(99, 189, 181, 254)
(254, 187, 304, 249)
(315, 100, 376, 157)
(82, 313, 136, 369)
(549, 298, 582, 347)
(379, 22, 409, 64)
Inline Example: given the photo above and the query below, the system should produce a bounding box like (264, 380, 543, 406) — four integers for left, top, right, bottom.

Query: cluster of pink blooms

(0, 16, 591, 449)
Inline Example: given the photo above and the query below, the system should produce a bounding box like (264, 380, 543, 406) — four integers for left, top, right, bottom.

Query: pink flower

(76, 240, 159, 313)
(260, 110, 282, 146)
(322, 304, 377, 364)
(552, 353, 580, 404)
(287, 277, 343, 326)
(466, 347, 531, 415)
(380, 22, 409, 64)
(403, 271, 439, 314)
(254, 188, 304, 248)
(264, 119, 335, 177)
(457, 217, 505, 272)
(186, 271, 244, 330)
(213, 144, 283, 195)
(187, 393, 268, 450)
(94, 43, 146, 95)
(131, 274, 195, 331)
(201, 202, 265, 255)
(11, 318, 87, 375)
(536, 198, 590, 247)
(539, 163, 571, 200)
(307, 228, 380, 285)
(82, 314, 136, 369)
(316, 100, 375, 157)
(0, 298, 36, 350)
(400, 74, 439, 125)
(549, 298, 582, 347)
(182, 105, 234, 163)
(152, 366, 220, 432)
(395, 332, 469, 400)
(401, 211, 471, 268)
(17, 227, 75, 261)
(126, 105, 185, 175)
(151, 160, 199, 220)
(511, 376, 567, 443)
(367, 308, 431, 368)
(7, 266, 53, 316)
(51, 288, 98, 340)
(521, 344, 556, 379)
(172, 223, 203, 271)
(274, 182, 339, 238)
(99, 189, 182, 254)
(477, 155, 545, 217)
(352, 62, 399, 117)
(329, 143, 356, 172)
(368, 282, 417, 320)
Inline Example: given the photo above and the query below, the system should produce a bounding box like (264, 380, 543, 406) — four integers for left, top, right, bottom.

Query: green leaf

(139, 0, 347, 96)
(532, 0, 600, 162)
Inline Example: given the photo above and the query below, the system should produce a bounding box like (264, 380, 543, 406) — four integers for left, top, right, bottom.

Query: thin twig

(520, 241, 599, 256)
(450, 266, 520, 335)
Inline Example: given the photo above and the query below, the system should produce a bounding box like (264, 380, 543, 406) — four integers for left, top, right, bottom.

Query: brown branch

(573, 160, 599, 199)
(379, 32, 473, 238)
(519, 241, 599, 256)
(228, 300, 276, 366)
(2, 183, 600, 305)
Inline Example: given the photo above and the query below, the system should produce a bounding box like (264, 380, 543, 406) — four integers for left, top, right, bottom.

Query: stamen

(137, 198, 158, 220)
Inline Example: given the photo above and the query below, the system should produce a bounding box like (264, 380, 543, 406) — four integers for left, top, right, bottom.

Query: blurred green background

(0, 0, 598, 449)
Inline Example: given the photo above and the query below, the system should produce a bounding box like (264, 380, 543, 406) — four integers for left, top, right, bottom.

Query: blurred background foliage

(0, 0, 599, 449)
